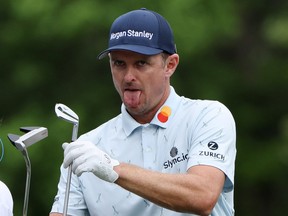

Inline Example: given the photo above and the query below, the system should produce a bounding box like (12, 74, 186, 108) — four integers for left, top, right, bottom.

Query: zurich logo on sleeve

(198, 141, 225, 161)
(208, 141, 218, 150)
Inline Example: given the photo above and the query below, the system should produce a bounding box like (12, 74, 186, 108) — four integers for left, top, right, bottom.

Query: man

(0, 180, 13, 216)
(50, 8, 236, 216)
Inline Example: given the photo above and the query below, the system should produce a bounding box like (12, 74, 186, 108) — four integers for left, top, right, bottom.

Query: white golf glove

(63, 141, 120, 183)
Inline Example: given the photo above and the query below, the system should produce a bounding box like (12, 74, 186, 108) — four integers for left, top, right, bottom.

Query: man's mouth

(123, 89, 141, 108)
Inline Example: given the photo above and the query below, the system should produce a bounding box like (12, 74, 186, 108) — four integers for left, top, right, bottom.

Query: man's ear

(165, 54, 179, 78)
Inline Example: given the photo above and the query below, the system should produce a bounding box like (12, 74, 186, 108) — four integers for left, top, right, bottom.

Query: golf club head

(20, 126, 41, 133)
(7, 127, 48, 151)
(7, 133, 21, 148)
(17, 127, 48, 148)
(8, 133, 26, 151)
(55, 103, 79, 124)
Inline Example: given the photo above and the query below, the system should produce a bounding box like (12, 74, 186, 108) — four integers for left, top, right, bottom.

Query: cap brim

(97, 45, 163, 59)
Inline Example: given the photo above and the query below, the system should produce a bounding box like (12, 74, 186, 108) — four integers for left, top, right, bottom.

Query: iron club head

(55, 103, 79, 124)
(55, 103, 79, 142)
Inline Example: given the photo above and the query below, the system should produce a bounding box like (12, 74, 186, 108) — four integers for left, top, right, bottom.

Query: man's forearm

(114, 163, 224, 215)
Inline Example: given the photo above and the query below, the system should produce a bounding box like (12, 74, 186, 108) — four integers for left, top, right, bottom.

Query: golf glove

(63, 141, 120, 183)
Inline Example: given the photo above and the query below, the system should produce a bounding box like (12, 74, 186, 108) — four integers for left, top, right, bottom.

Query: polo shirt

(51, 86, 236, 216)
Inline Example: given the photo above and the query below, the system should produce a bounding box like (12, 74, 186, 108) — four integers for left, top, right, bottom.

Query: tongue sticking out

(124, 90, 141, 107)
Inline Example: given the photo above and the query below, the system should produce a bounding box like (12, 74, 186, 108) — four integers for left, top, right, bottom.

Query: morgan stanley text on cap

(97, 8, 177, 59)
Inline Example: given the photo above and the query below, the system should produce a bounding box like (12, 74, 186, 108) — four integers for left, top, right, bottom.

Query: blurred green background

(0, 0, 288, 215)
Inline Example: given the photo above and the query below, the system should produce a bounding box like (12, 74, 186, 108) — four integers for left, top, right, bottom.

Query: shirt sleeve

(187, 101, 236, 192)
(50, 165, 89, 216)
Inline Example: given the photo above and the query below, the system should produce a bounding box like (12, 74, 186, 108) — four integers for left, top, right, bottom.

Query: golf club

(7, 126, 48, 216)
(55, 103, 79, 216)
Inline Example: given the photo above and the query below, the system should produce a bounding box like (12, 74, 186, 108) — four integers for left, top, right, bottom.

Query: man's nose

(124, 67, 136, 82)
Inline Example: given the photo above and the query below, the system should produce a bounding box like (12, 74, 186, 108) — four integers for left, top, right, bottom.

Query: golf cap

(97, 8, 177, 59)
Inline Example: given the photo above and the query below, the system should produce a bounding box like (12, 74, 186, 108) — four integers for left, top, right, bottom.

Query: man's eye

(137, 61, 146, 66)
(114, 60, 124, 66)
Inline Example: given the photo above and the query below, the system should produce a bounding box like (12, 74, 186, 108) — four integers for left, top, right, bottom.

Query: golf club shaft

(22, 149, 31, 216)
(63, 123, 79, 216)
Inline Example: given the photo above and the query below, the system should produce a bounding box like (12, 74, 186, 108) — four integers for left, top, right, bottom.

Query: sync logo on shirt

(163, 147, 189, 169)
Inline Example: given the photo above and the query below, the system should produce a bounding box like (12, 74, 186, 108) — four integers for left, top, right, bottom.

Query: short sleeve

(187, 101, 236, 191)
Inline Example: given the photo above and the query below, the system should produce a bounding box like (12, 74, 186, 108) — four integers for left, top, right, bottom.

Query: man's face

(109, 50, 177, 123)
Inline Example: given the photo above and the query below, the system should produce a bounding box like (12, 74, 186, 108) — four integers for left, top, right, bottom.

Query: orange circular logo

(157, 106, 171, 123)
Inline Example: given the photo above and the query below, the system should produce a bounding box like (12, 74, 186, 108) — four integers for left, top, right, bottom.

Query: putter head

(20, 126, 41, 133)
(7, 127, 48, 151)
(55, 103, 79, 124)
(7, 134, 21, 148)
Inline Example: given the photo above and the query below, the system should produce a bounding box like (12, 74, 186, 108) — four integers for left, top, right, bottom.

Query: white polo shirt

(0, 181, 13, 216)
(51, 86, 236, 216)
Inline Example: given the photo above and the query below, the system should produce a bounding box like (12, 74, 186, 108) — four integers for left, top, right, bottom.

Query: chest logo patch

(163, 147, 189, 169)
(170, 147, 178, 157)
(157, 106, 171, 123)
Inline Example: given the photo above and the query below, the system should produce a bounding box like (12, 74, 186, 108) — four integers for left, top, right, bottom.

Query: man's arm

(49, 164, 224, 216)
(114, 163, 225, 216)
(62, 141, 226, 216)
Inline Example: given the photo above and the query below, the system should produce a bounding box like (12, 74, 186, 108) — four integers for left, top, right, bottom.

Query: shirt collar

(122, 86, 181, 136)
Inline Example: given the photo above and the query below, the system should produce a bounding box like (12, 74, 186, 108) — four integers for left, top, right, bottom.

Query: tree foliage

(0, 0, 287, 215)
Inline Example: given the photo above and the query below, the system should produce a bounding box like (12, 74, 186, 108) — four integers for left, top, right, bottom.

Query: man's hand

(63, 141, 119, 183)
